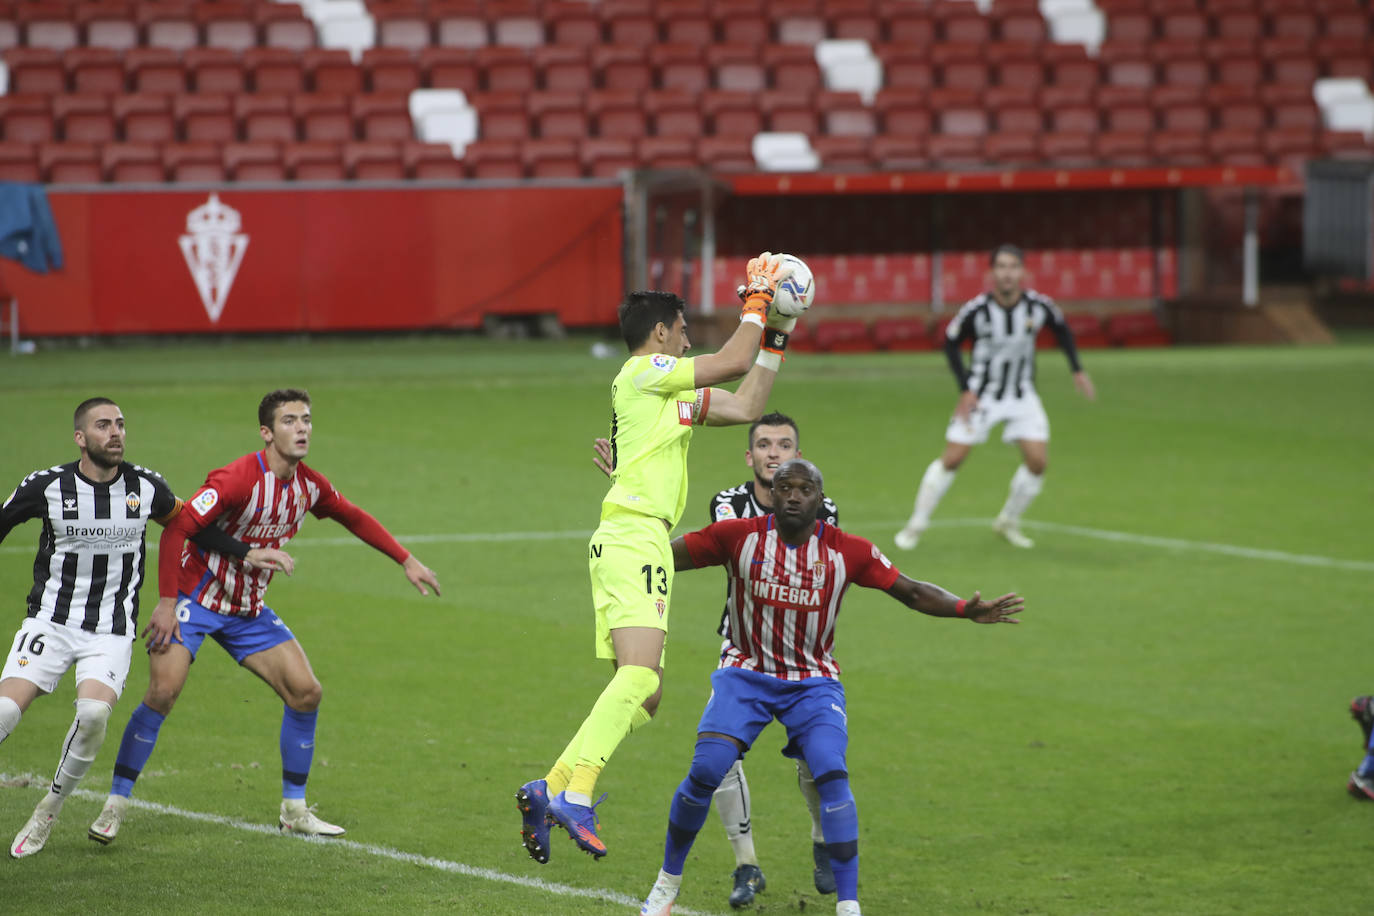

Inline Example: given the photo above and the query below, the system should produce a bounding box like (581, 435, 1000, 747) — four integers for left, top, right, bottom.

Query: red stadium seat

(19, 2, 79, 51)
(872, 318, 936, 351)
(183, 48, 242, 94)
(114, 93, 176, 143)
(933, 41, 991, 92)
(1318, 38, 1373, 81)
(285, 142, 346, 181)
(925, 134, 983, 167)
(704, 91, 763, 137)
(760, 90, 818, 134)
(487, 0, 546, 46)
(295, 93, 354, 142)
(698, 134, 755, 172)
(880, 0, 933, 44)
(176, 93, 236, 143)
(1208, 84, 1265, 131)
(1100, 85, 1151, 132)
(237, 94, 296, 143)
(984, 131, 1039, 165)
(305, 49, 363, 95)
(1150, 129, 1206, 165)
(63, 48, 123, 95)
(524, 137, 582, 177)
(420, 47, 479, 93)
(547, 0, 602, 46)
(1269, 9, 1319, 41)
(872, 134, 927, 169)
(364, 48, 423, 94)
(534, 44, 592, 92)
(225, 141, 287, 181)
(244, 47, 301, 94)
(930, 88, 987, 136)
(602, 0, 657, 45)
(55, 95, 116, 144)
(1208, 38, 1263, 87)
(198, 1, 257, 54)
(1040, 84, 1094, 109)
(813, 320, 872, 352)
(41, 142, 103, 184)
(259, 2, 315, 51)
(1063, 313, 1108, 348)
(994, 100, 1044, 134)
(1159, 10, 1206, 41)
(528, 90, 587, 139)
(1106, 311, 1171, 347)
(79, 1, 139, 51)
(345, 141, 407, 180)
(771, 0, 826, 45)
(829, 0, 882, 43)
(405, 141, 464, 179)
(993, 0, 1048, 44)
(995, 42, 1046, 91)
(1050, 98, 1100, 134)
(651, 43, 709, 94)
(1213, 9, 1262, 41)
(125, 47, 185, 94)
(478, 46, 536, 92)
(819, 91, 876, 137)
(713, 0, 769, 45)
(581, 136, 637, 177)
(374, 0, 432, 51)
(430, 0, 489, 49)
(589, 89, 647, 138)
(1155, 39, 1208, 86)
(1044, 43, 1099, 88)
(1095, 130, 1151, 166)
(875, 88, 932, 135)
(1264, 38, 1320, 85)
(658, 0, 713, 45)
(464, 138, 524, 178)
(646, 90, 704, 138)
(1208, 128, 1266, 166)
(103, 141, 163, 182)
(469, 91, 528, 140)
(165, 142, 226, 182)
(1040, 132, 1095, 166)
(592, 45, 652, 92)
(812, 135, 872, 171)
(5, 49, 66, 95)
(874, 42, 934, 91)
(0, 142, 40, 182)
(1100, 39, 1155, 88)
(708, 43, 767, 92)
(139, 0, 198, 52)
(1263, 84, 1320, 131)
(638, 136, 697, 169)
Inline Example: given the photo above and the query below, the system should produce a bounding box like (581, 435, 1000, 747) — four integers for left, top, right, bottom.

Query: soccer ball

(771, 254, 816, 318)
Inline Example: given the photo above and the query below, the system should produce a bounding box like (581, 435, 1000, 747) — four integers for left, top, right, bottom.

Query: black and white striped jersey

(707, 480, 840, 636)
(944, 289, 1083, 401)
(0, 461, 178, 636)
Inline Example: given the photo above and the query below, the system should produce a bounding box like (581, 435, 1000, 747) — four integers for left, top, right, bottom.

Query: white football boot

(640, 869, 682, 916)
(10, 808, 56, 858)
(893, 523, 924, 550)
(88, 795, 129, 845)
(279, 800, 345, 837)
(992, 516, 1034, 548)
(836, 900, 862, 916)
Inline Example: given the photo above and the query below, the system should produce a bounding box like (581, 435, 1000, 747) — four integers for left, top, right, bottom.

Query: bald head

(773, 457, 823, 491)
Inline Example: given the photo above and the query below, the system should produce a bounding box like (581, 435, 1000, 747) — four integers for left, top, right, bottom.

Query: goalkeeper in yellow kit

(517, 253, 799, 863)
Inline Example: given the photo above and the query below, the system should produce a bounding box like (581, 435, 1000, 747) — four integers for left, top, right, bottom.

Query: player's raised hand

(141, 596, 181, 652)
(1074, 371, 1096, 401)
(592, 437, 614, 478)
(740, 252, 791, 325)
(245, 546, 295, 576)
(403, 554, 441, 597)
(963, 590, 1024, 624)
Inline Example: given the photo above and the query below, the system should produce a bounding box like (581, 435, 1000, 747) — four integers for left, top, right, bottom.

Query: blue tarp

(0, 182, 63, 274)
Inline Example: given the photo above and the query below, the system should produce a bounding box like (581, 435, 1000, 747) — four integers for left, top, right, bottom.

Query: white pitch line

(0, 773, 722, 916)
(2, 519, 1369, 573)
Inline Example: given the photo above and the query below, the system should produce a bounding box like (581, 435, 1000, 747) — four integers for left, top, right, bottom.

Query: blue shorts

(697, 667, 848, 756)
(169, 594, 296, 664)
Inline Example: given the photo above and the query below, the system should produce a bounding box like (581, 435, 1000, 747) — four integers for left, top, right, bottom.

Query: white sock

(714, 759, 758, 866)
(997, 464, 1044, 525)
(655, 868, 683, 888)
(47, 698, 111, 809)
(836, 899, 863, 916)
(904, 459, 957, 532)
(0, 696, 21, 745)
(796, 758, 825, 844)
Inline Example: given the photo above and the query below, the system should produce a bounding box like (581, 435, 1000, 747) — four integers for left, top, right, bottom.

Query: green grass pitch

(1, 334, 1371, 915)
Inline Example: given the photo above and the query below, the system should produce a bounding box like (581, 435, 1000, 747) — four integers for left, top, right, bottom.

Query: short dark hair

(258, 389, 311, 427)
(990, 243, 1024, 267)
(748, 411, 800, 448)
(74, 397, 117, 430)
(618, 291, 685, 350)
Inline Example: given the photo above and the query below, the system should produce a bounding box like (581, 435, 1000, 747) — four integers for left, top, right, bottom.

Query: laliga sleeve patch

(649, 354, 677, 372)
(190, 488, 219, 516)
(714, 502, 737, 521)
(871, 544, 892, 569)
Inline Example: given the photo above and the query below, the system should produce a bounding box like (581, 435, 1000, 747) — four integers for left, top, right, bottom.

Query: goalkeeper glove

(739, 252, 788, 328)
(738, 282, 797, 360)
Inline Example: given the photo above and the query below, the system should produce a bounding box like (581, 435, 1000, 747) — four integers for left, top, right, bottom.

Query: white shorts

(1, 617, 132, 697)
(946, 391, 1050, 446)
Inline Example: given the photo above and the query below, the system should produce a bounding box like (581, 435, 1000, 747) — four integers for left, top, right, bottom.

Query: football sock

(796, 758, 826, 844)
(816, 770, 860, 903)
(628, 704, 653, 733)
(110, 703, 165, 798)
(566, 664, 660, 799)
(1359, 754, 1374, 780)
(45, 698, 111, 811)
(998, 464, 1044, 524)
(907, 459, 957, 531)
(714, 759, 758, 866)
(0, 695, 21, 745)
(280, 705, 318, 800)
(664, 736, 739, 875)
(545, 760, 574, 797)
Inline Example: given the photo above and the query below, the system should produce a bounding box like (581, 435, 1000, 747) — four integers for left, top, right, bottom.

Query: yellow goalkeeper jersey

(602, 352, 707, 528)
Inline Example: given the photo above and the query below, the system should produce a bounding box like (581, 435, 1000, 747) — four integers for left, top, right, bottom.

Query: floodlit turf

(1, 334, 1371, 915)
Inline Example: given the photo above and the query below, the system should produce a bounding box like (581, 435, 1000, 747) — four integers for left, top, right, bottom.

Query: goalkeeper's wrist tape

(741, 312, 765, 329)
(762, 327, 788, 355)
(755, 349, 782, 371)
(955, 598, 968, 617)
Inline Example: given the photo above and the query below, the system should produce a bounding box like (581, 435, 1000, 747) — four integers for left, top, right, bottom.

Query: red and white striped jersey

(179, 451, 343, 617)
(682, 516, 900, 681)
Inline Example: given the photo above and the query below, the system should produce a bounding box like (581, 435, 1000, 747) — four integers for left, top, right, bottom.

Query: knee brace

(0, 695, 21, 743)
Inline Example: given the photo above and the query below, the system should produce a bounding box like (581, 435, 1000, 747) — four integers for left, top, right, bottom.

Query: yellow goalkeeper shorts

(587, 505, 674, 662)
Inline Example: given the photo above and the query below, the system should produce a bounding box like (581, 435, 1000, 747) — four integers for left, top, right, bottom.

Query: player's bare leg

(993, 440, 1047, 548)
(242, 640, 343, 837)
(895, 443, 968, 550)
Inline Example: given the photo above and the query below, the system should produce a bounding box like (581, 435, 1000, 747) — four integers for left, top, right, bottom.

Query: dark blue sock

(280, 706, 317, 800)
(663, 737, 738, 875)
(1358, 753, 1374, 779)
(817, 770, 860, 902)
(110, 704, 166, 798)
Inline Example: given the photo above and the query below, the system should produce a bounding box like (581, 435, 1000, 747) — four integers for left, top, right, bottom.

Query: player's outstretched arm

(669, 536, 700, 572)
(884, 574, 1024, 624)
(402, 555, 441, 596)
